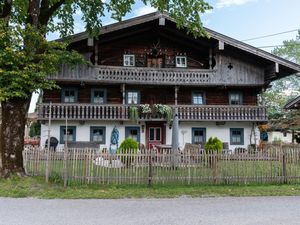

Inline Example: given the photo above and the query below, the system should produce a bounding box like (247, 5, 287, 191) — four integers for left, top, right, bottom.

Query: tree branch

(39, 0, 65, 26)
(0, 0, 13, 21)
(26, 0, 41, 26)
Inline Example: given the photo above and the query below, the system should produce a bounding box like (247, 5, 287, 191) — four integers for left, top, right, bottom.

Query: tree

(0, 0, 212, 177)
(259, 30, 300, 123)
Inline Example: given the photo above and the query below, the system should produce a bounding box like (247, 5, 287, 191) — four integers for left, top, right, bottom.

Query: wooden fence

(23, 144, 300, 186)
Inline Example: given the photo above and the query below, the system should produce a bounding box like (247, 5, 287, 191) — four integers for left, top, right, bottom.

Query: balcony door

(146, 122, 165, 149)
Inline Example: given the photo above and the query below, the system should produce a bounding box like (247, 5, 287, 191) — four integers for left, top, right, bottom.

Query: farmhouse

(37, 12, 300, 151)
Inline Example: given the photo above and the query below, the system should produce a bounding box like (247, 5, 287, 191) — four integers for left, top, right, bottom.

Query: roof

(62, 11, 300, 75)
(284, 96, 300, 109)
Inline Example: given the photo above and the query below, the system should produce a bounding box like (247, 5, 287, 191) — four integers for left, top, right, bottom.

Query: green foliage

(118, 138, 139, 152)
(272, 137, 282, 144)
(204, 137, 222, 153)
(129, 106, 139, 123)
(49, 172, 63, 184)
(0, 22, 84, 102)
(29, 122, 41, 137)
(259, 30, 300, 122)
(117, 138, 139, 167)
(154, 104, 173, 123)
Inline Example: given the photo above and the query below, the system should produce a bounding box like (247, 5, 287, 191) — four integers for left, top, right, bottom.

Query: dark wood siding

(43, 84, 258, 106)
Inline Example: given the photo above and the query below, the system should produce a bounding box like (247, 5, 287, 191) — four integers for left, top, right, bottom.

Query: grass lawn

(1, 176, 300, 199)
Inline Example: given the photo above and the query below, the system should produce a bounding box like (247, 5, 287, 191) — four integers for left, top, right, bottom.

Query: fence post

(148, 150, 153, 187)
(63, 146, 68, 188)
(45, 147, 50, 183)
(213, 151, 218, 184)
(282, 146, 287, 184)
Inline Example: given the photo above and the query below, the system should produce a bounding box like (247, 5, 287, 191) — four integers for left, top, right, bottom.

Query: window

(229, 91, 243, 105)
(176, 56, 187, 68)
(125, 127, 140, 142)
(90, 127, 106, 143)
(126, 91, 139, 104)
(192, 92, 205, 105)
(149, 127, 161, 141)
(91, 88, 106, 104)
(230, 128, 244, 145)
(61, 88, 78, 103)
(60, 126, 76, 144)
(123, 54, 135, 67)
(192, 128, 206, 144)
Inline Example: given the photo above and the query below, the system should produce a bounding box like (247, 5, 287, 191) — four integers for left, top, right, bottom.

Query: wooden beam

(275, 62, 279, 73)
(218, 40, 224, 50)
(121, 84, 126, 105)
(209, 48, 213, 69)
(94, 39, 98, 65)
(159, 17, 165, 26)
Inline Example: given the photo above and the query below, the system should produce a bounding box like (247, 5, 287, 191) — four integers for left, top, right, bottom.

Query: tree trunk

(0, 97, 31, 177)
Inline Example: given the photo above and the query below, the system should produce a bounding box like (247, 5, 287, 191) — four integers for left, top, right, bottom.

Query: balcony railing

(37, 103, 267, 122)
(49, 64, 216, 86)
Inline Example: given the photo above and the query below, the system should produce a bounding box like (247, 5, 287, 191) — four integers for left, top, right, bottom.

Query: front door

(146, 122, 165, 149)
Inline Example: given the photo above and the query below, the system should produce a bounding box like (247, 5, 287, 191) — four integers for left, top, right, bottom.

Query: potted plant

(129, 106, 139, 123)
(153, 104, 173, 123)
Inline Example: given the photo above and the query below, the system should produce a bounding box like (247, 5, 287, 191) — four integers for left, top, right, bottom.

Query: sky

(29, 0, 300, 112)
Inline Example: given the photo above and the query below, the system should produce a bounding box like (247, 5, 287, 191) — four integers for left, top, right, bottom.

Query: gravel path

(0, 196, 300, 225)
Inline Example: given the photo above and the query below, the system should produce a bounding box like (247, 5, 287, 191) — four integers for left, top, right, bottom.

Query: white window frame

(175, 56, 187, 68)
(123, 54, 135, 67)
(126, 90, 139, 104)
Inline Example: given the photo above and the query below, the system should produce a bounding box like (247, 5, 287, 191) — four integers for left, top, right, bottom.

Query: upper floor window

(192, 92, 205, 105)
(123, 54, 135, 67)
(176, 56, 187, 68)
(230, 128, 244, 145)
(90, 126, 106, 143)
(126, 91, 139, 104)
(61, 88, 78, 103)
(91, 88, 106, 104)
(229, 91, 243, 105)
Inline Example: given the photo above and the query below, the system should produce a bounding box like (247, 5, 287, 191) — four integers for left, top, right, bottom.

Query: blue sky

(48, 0, 300, 52)
(30, 0, 300, 112)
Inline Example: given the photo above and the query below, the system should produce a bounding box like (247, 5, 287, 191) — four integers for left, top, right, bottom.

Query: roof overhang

(59, 11, 300, 77)
(285, 96, 300, 109)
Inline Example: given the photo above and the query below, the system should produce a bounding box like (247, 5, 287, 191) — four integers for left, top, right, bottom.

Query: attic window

(123, 54, 135, 67)
(176, 56, 187, 68)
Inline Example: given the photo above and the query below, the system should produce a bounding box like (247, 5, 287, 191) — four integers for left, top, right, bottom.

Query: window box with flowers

(153, 104, 173, 123)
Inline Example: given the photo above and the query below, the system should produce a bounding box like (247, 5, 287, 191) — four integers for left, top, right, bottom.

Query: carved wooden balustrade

(37, 103, 267, 122)
(49, 64, 216, 85)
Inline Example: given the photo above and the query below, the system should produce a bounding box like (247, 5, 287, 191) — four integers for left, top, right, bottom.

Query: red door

(146, 122, 165, 149)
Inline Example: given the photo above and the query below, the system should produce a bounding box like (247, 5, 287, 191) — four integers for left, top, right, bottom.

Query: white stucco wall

(41, 120, 259, 151)
(41, 121, 144, 149)
(268, 131, 293, 143)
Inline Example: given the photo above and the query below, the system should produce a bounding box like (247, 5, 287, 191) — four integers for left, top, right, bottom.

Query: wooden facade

(39, 12, 300, 124)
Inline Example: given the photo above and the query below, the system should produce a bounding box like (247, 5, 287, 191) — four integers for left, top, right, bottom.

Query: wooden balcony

(37, 103, 267, 122)
(49, 64, 216, 86)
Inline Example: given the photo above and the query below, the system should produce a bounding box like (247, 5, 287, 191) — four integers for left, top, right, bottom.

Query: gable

(63, 12, 300, 85)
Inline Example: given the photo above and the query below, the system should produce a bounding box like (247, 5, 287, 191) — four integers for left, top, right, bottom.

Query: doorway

(146, 122, 165, 149)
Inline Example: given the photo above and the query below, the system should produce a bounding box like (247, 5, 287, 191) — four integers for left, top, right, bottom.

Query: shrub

(117, 138, 139, 167)
(204, 137, 222, 153)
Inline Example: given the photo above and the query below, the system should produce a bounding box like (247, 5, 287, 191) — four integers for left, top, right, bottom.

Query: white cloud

(133, 5, 156, 17)
(216, 0, 257, 8)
